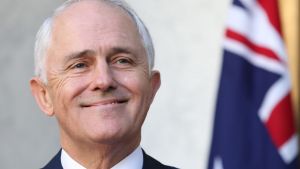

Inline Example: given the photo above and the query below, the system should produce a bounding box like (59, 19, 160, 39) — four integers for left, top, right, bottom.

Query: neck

(60, 132, 141, 169)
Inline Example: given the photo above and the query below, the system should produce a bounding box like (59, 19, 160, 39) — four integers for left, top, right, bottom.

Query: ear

(149, 70, 161, 103)
(30, 77, 54, 116)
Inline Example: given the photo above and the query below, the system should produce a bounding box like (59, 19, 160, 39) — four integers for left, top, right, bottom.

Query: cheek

(118, 72, 150, 96)
(116, 71, 152, 117)
(50, 74, 92, 109)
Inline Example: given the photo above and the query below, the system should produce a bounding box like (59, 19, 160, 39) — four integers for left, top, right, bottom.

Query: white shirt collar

(61, 149, 86, 169)
(61, 146, 143, 169)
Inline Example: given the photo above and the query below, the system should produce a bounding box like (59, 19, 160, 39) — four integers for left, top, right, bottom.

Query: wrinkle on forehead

(53, 0, 136, 32)
(48, 0, 143, 56)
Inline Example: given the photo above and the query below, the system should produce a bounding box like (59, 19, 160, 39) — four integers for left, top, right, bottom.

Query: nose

(90, 61, 117, 92)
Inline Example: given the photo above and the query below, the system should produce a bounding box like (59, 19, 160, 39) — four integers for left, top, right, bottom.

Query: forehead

(48, 0, 143, 55)
(55, 0, 132, 26)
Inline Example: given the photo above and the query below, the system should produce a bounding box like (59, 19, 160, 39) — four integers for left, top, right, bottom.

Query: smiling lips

(80, 98, 128, 108)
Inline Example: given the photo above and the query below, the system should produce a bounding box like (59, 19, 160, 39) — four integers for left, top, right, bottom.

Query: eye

(73, 62, 87, 69)
(111, 56, 136, 69)
(116, 58, 131, 65)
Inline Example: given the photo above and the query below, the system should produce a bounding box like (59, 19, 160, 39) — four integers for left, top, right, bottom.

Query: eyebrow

(63, 50, 95, 63)
(63, 47, 135, 63)
(107, 47, 133, 57)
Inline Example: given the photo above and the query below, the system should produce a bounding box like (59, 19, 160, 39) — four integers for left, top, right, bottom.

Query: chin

(84, 125, 130, 144)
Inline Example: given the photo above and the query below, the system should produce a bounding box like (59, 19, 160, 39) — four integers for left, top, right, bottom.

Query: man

(30, 0, 177, 168)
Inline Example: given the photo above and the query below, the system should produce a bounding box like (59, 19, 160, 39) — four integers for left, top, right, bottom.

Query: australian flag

(207, 0, 299, 169)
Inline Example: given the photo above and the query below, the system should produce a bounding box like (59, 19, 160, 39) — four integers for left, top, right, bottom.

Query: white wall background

(0, 0, 230, 168)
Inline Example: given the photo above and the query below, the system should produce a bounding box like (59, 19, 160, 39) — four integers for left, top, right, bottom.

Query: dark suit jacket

(42, 149, 178, 169)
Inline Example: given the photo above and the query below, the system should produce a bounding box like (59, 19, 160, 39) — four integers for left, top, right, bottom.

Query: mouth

(80, 98, 128, 108)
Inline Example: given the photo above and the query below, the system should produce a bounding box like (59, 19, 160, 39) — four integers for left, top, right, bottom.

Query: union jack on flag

(207, 0, 299, 168)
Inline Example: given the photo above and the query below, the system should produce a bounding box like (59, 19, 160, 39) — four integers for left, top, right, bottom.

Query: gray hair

(34, 0, 155, 83)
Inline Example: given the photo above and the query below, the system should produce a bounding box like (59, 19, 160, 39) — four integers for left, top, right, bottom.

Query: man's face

(37, 1, 160, 144)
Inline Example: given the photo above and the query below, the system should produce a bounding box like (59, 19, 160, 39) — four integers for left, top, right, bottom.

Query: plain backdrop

(0, 0, 231, 168)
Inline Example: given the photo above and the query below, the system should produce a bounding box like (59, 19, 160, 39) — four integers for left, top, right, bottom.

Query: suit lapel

(42, 149, 176, 169)
(42, 150, 63, 169)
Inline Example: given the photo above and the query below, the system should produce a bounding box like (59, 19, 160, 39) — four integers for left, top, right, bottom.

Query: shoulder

(41, 149, 178, 169)
(142, 150, 178, 169)
(41, 150, 63, 169)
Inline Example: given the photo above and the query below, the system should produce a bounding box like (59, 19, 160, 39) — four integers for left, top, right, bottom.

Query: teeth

(81, 100, 127, 107)
(108, 101, 119, 105)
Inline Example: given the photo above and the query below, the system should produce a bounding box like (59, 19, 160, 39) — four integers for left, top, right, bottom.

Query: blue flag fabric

(207, 0, 299, 169)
